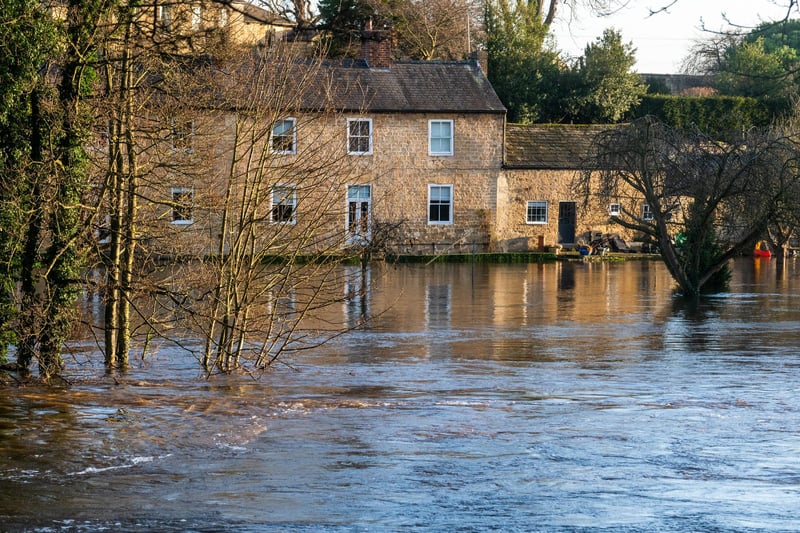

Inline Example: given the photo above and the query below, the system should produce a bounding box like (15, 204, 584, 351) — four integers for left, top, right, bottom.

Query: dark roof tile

(505, 123, 613, 169)
(311, 60, 506, 114)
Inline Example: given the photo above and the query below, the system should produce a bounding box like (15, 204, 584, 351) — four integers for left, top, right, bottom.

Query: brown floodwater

(2, 258, 800, 531)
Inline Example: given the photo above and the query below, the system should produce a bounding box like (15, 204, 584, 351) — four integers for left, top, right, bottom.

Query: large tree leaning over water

(576, 116, 800, 298)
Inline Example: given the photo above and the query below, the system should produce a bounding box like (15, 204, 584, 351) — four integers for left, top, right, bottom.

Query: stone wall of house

(364, 112, 505, 254)
(496, 169, 640, 252)
(132, 109, 505, 258)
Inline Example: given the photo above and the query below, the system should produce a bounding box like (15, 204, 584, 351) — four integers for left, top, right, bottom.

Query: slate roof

(504, 123, 614, 169)
(307, 59, 506, 114)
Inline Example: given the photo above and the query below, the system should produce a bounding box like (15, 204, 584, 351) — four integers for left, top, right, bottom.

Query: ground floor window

(171, 187, 193, 224)
(347, 184, 372, 243)
(428, 184, 453, 224)
(526, 201, 548, 224)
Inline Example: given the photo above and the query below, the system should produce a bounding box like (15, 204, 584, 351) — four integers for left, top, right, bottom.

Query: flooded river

(2, 258, 800, 531)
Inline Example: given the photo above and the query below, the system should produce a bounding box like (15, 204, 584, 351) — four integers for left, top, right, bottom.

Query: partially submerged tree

(0, 0, 56, 364)
(577, 116, 800, 297)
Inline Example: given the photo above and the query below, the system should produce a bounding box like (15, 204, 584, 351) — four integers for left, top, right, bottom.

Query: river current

(2, 258, 800, 531)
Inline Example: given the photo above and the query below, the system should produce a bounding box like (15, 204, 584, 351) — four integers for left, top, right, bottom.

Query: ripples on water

(2, 259, 800, 531)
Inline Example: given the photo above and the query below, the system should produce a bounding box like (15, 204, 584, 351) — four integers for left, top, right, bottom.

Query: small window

(219, 7, 229, 27)
(526, 201, 548, 224)
(428, 184, 453, 224)
(347, 119, 372, 155)
(642, 204, 654, 221)
(191, 5, 202, 30)
(271, 185, 296, 224)
(429, 120, 453, 156)
(156, 4, 171, 29)
(609, 203, 621, 216)
(171, 188, 193, 224)
(171, 119, 194, 152)
(271, 118, 296, 154)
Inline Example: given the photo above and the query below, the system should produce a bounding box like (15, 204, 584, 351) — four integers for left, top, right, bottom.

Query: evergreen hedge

(630, 95, 788, 134)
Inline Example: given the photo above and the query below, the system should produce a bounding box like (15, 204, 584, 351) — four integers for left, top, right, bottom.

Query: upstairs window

(271, 118, 296, 154)
(191, 5, 202, 30)
(609, 203, 621, 216)
(428, 184, 453, 224)
(642, 203, 654, 221)
(429, 120, 453, 156)
(347, 118, 372, 155)
(171, 119, 194, 152)
(171, 187, 193, 224)
(526, 201, 548, 224)
(271, 185, 297, 224)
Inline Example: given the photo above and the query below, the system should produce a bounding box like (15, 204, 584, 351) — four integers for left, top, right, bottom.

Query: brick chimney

(472, 50, 488, 77)
(360, 19, 393, 68)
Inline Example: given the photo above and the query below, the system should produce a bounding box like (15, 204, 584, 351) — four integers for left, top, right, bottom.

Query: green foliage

(561, 29, 647, 123)
(0, 0, 58, 363)
(485, 0, 560, 123)
(317, 0, 377, 57)
(633, 95, 780, 134)
(715, 37, 798, 101)
(675, 203, 732, 295)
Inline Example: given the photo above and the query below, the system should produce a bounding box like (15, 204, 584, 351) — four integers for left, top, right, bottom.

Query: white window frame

(170, 119, 194, 153)
(429, 119, 454, 156)
(156, 4, 171, 29)
(171, 187, 194, 225)
(271, 184, 297, 224)
(219, 6, 229, 27)
(428, 184, 453, 225)
(347, 118, 373, 155)
(347, 184, 372, 244)
(609, 203, 621, 216)
(526, 200, 548, 224)
(271, 118, 296, 154)
(642, 203, 654, 221)
(191, 5, 202, 30)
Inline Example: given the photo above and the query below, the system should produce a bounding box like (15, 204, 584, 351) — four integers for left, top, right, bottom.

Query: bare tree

(133, 40, 375, 374)
(576, 116, 800, 297)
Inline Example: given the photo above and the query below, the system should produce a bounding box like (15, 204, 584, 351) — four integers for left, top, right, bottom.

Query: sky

(551, 0, 796, 74)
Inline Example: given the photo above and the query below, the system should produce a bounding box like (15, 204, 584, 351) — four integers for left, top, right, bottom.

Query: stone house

(497, 124, 637, 252)
(118, 12, 641, 258)
(137, 30, 508, 257)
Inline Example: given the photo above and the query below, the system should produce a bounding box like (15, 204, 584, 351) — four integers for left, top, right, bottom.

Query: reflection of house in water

(425, 284, 452, 329)
(343, 266, 370, 328)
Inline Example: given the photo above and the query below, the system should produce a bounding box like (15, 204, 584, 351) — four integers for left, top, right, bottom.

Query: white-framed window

(156, 4, 171, 29)
(271, 185, 297, 224)
(271, 118, 296, 154)
(347, 184, 372, 243)
(428, 184, 453, 224)
(609, 203, 621, 216)
(347, 118, 372, 155)
(191, 5, 202, 30)
(429, 119, 453, 156)
(526, 201, 548, 224)
(171, 187, 193, 224)
(642, 203, 654, 221)
(170, 119, 194, 152)
(219, 6, 229, 27)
